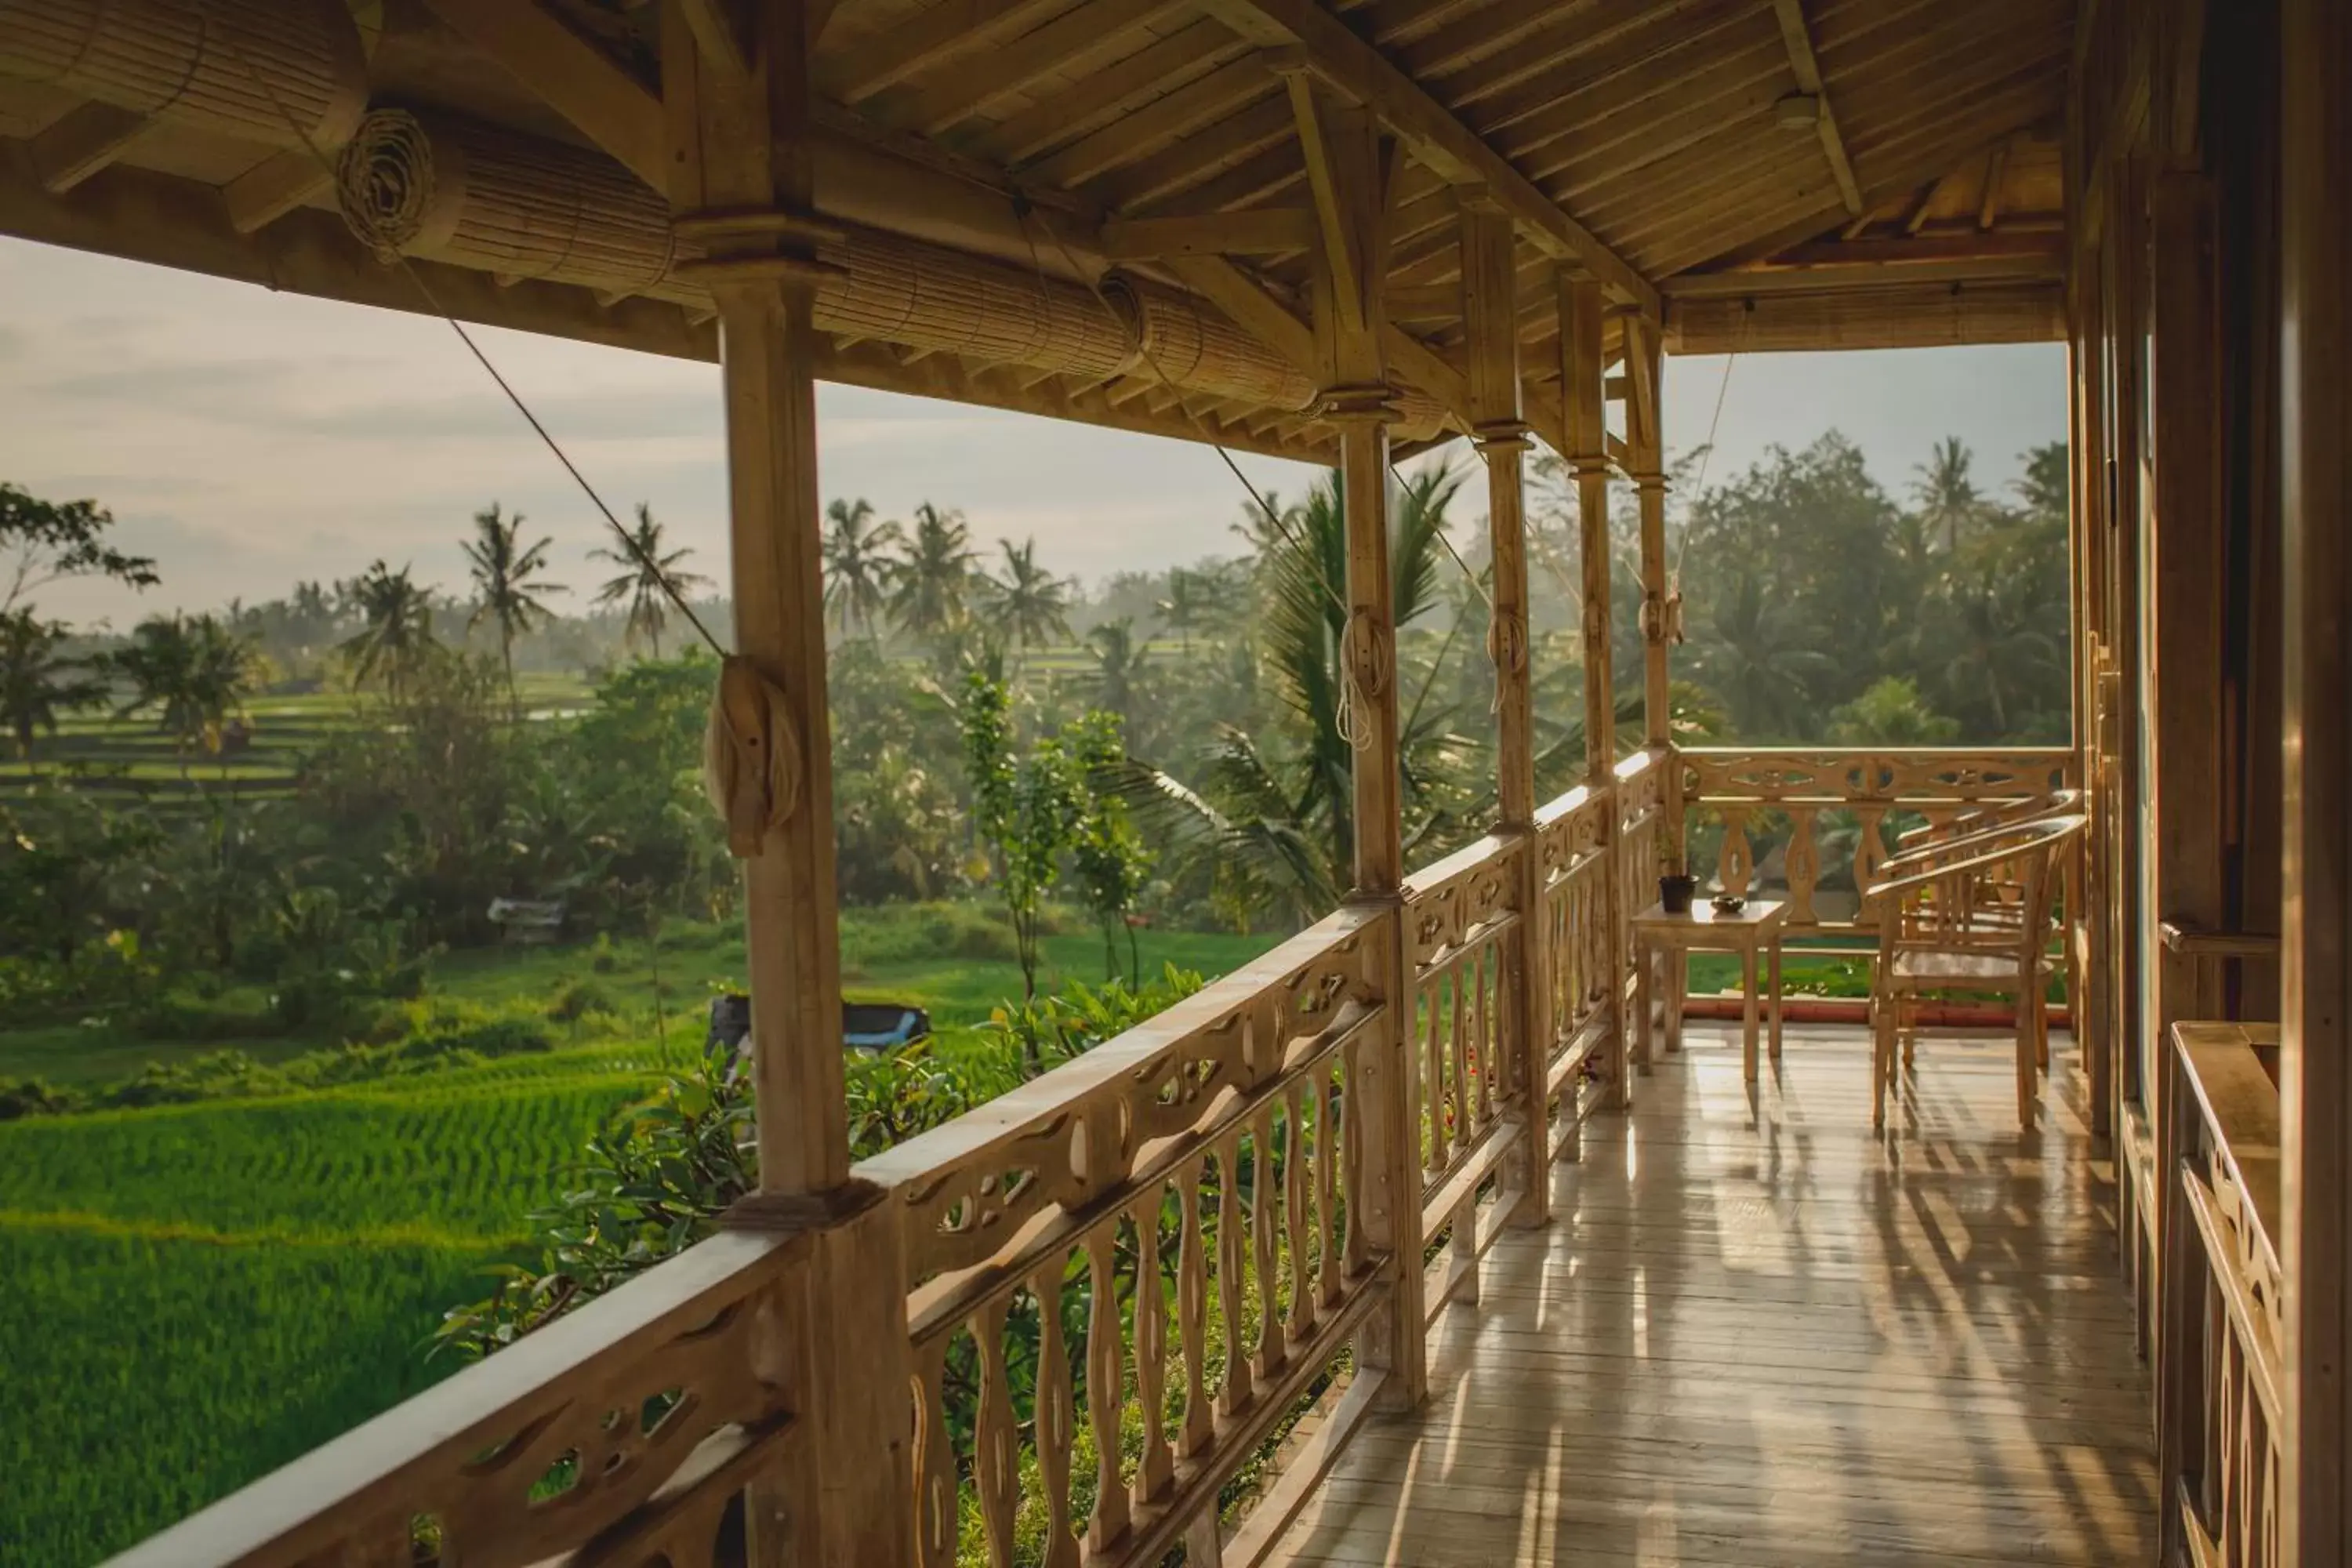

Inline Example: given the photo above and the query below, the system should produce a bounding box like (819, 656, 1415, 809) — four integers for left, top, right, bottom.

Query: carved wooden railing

(1679, 747, 2079, 939)
(107, 1230, 810, 1566)
(105, 779, 1642, 1568)
(2158, 1022, 2284, 1568)
(858, 905, 1397, 1568)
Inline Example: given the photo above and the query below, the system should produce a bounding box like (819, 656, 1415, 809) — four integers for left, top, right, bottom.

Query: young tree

(822, 497, 902, 637)
(462, 502, 567, 717)
(1087, 618, 1146, 735)
(959, 671, 1086, 1022)
(1912, 435, 1985, 554)
(1064, 711, 1155, 981)
(1, 481, 157, 615)
(591, 504, 710, 659)
(1828, 676, 1962, 746)
(0, 608, 103, 764)
(339, 561, 440, 695)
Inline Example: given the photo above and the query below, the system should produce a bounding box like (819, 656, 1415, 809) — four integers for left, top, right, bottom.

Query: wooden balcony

(1265, 1027, 2155, 1567)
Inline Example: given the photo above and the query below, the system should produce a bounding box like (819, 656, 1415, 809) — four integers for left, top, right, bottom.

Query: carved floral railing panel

(859, 908, 1391, 1568)
(1679, 748, 2078, 937)
(1402, 833, 1522, 1219)
(108, 1232, 807, 1568)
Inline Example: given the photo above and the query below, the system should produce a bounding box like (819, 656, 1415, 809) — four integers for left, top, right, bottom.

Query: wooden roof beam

(1100, 206, 1317, 258)
(1770, 0, 1864, 216)
(418, 0, 670, 191)
(222, 150, 334, 234)
(32, 103, 157, 196)
(1192, 0, 1658, 312)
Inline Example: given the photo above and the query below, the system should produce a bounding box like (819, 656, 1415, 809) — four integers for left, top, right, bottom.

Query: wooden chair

(1864, 814, 2087, 1131)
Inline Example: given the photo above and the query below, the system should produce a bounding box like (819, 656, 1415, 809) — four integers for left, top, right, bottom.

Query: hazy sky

(0, 238, 2068, 626)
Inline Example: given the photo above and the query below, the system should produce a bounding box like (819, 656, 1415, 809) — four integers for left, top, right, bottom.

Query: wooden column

(662, 4, 911, 1560)
(2281, 0, 2352, 1555)
(1562, 273, 1629, 1111)
(1624, 310, 1683, 873)
(1461, 197, 1548, 1226)
(1300, 87, 1426, 1409)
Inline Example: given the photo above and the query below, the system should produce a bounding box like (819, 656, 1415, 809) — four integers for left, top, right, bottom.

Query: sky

(0, 238, 2068, 626)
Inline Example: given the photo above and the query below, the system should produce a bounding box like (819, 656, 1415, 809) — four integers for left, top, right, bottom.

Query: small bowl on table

(1710, 893, 1747, 915)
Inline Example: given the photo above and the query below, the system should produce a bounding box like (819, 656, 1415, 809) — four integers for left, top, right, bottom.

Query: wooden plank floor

(1265, 1025, 2157, 1567)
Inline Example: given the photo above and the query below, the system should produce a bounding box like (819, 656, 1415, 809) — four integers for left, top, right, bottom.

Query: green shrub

(132, 993, 281, 1043)
(546, 980, 618, 1023)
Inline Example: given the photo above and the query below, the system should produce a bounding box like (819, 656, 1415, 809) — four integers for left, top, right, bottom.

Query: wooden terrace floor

(1265, 1025, 2157, 1566)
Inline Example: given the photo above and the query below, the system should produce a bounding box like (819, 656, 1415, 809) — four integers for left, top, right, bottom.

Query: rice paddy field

(0, 909, 1274, 1566)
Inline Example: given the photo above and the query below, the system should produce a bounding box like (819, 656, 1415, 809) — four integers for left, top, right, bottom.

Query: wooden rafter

(417, 0, 669, 191)
(31, 103, 156, 196)
(1192, 0, 1658, 310)
(894, 0, 1186, 136)
(818, 0, 1071, 103)
(674, 0, 753, 76)
(1978, 138, 2011, 229)
(1770, 0, 1863, 216)
(1100, 206, 1316, 259)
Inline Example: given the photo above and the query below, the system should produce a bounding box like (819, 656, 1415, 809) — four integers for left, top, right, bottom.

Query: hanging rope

(217, 32, 726, 659)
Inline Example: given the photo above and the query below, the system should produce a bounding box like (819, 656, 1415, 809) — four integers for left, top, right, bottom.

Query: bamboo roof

(0, 0, 2070, 462)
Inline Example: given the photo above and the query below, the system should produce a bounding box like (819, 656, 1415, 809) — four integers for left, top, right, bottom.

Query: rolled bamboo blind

(0, 0, 368, 150)
(336, 107, 1416, 426)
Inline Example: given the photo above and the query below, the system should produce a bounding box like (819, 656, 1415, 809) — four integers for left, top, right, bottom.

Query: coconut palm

(822, 497, 902, 637)
(0, 608, 101, 764)
(1687, 570, 1836, 741)
(111, 613, 258, 775)
(339, 561, 440, 694)
(982, 537, 1073, 656)
(1156, 568, 1207, 653)
(1087, 617, 1146, 733)
(888, 502, 976, 644)
(462, 502, 567, 716)
(591, 503, 710, 659)
(1129, 463, 1475, 922)
(1911, 435, 1984, 554)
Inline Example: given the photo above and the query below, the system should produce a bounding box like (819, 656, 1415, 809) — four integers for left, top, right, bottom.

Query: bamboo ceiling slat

(1513, 41, 1792, 185)
(881, 0, 1189, 140)
(1087, 93, 1294, 213)
(973, 20, 1240, 168)
(1021, 57, 1272, 187)
(1437, 0, 1751, 116)
(1476, 5, 1780, 149)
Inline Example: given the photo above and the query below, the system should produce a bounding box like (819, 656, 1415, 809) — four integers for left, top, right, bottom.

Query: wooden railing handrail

(2159, 918, 2283, 960)
(105, 1230, 805, 1567)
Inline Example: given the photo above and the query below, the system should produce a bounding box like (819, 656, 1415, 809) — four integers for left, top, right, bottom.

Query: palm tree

(1131, 464, 1474, 920)
(1911, 435, 1984, 554)
(462, 502, 567, 716)
(1688, 571, 1835, 740)
(0, 608, 101, 764)
(982, 537, 1073, 656)
(822, 497, 902, 637)
(339, 561, 440, 694)
(889, 502, 976, 644)
(1156, 568, 1207, 653)
(592, 503, 710, 659)
(1088, 617, 1146, 732)
(111, 613, 257, 775)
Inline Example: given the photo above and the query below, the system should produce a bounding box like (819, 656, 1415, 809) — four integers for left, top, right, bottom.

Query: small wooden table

(1632, 898, 1788, 1083)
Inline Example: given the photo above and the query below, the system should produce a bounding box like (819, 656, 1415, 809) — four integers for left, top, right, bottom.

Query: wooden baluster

(1448, 964, 1472, 1157)
(1421, 975, 1446, 1178)
(1083, 1227, 1128, 1554)
(1175, 1162, 1213, 1462)
(1251, 1103, 1283, 1377)
(971, 1301, 1018, 1568)
(1473, 942, 1496, 1126)
(1285, 1080, 1313, 1338)
(1340, 1035, 1368, 1277)
(1853, 807, 1890, 924)
(1033, 1261, 1079, 1568)
(1316, 1063, 1341, 1308)
(1131, 1185, 1172, 1508)
(913, 1335, 958, 1568)
(1214, 1133, 1252, 1415)
(1784, 804, 1820, 926)
(1719, 806, 1754, 898)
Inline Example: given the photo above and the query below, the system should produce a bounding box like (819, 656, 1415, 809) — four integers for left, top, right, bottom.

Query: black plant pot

(1659, 873, 1697, 915)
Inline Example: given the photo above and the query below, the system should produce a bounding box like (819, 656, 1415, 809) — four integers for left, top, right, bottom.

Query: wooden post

(662, 3, 912, 1560)
(1562, 273, 1628, 1110)
(2281, 0, 2351, 1556)
(1461, 197, 1547, 1227)
(1298, 85, 1426, 1410)
(1624, 310, 1682, 874)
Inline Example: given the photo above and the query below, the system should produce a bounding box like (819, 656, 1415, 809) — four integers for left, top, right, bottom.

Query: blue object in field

(705, 993, 931, 1062)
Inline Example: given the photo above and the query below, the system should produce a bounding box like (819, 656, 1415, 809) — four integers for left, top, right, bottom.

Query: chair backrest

(1867, 815, 2086, 966)
(1893, 788, 2083, 854)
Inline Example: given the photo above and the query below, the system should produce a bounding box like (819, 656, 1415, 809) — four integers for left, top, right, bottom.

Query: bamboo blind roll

(819, 227, 1133, 382)
(338, 108, 684, 292)
(1100, 273, 1318, 412)
(0, 0, 368, 150)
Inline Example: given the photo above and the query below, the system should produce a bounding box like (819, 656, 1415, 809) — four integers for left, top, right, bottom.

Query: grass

(0, 903, 1277, 1566)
